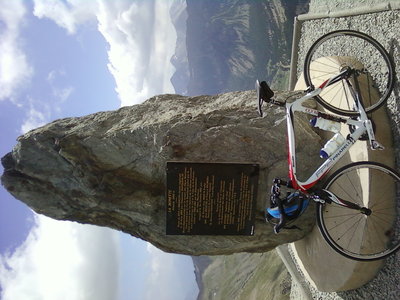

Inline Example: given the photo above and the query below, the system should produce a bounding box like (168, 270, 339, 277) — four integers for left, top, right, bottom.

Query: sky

(0, 0, 198, 299)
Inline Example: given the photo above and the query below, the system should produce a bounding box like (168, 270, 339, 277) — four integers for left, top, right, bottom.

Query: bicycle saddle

(256, 80, 274, 117)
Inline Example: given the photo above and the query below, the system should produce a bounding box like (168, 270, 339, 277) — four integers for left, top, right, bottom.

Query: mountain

(192, 251, 291, 300)
(191, 256, 212, 300)
(170, 0, 189, 95)
(170, 0, 309, 96)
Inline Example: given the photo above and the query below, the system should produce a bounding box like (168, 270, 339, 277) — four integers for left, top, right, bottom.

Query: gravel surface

(290, 3, 400, 300)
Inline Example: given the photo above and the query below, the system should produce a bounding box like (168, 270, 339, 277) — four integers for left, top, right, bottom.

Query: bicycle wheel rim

(318, 161, 400, 261)
(304, 30, 395, 116)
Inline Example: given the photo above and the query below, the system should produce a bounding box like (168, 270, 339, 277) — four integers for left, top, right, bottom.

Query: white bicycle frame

(286, 77, 381, 191)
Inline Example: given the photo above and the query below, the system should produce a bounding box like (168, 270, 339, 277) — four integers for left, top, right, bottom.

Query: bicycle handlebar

(270, 179, 287, 234)
(269, 178, 307, 234)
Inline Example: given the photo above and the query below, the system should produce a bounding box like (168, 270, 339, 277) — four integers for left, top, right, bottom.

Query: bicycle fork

(313, 189, 371, 215)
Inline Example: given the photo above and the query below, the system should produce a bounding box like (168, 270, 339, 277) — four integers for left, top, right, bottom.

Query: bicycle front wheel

(317, 161, 400, 261)
(304, 30, 395, 116)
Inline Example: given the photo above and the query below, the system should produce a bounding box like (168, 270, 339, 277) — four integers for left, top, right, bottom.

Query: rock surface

(1, 90, 321, 255)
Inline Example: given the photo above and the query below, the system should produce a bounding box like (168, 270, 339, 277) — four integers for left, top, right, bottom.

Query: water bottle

(320, 133, 346, 159)
(310, 117, 340, 133)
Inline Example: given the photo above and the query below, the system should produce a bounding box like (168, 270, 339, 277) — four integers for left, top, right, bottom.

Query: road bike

(257, 30, 399, 261)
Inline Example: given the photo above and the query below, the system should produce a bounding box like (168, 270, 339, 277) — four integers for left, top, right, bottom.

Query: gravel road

(289, 2, 400, 299)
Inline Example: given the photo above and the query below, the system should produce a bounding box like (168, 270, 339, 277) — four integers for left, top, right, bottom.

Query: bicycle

(256, 30, 399, 261)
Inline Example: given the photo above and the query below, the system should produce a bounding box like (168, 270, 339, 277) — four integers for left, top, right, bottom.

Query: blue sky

(0, 1, 198, 299)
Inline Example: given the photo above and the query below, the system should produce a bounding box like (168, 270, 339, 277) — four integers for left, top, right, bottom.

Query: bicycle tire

(304, 30, 395, 116)
(317, 161, 400, 261)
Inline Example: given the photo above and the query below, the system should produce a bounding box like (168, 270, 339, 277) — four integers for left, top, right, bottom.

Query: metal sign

(166, 162, 259, 235)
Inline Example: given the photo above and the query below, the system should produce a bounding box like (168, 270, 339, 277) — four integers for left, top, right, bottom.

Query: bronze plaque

(166, 162, 259, 235)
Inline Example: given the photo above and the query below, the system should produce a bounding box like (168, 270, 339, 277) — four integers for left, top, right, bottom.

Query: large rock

(1, 90, 321, 255)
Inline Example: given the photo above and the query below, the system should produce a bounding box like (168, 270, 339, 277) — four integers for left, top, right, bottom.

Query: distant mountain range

(191, 256, 212, 299)
(170, 0, 309, 96)
(192, 252, 292, 300)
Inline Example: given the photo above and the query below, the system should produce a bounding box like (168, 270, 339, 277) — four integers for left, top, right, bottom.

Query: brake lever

(270, 179, 287, 234)
(274, 213, 286, 234)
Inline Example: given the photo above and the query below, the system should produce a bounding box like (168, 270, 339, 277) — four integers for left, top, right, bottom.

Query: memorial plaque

(166, 162, 259, 235)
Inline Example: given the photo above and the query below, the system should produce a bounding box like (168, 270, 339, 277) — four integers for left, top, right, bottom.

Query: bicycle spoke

(325, 56, 341, 66)
(310, 61, 339, 69)
(331, 176, 363, 205)
(326, 213, 360, 231)
(333, 215, 363, 243)
(346, 217, 364, 251)
(309, 69, 337, 75)
(362, 219, 375, 253)
(362, 224, 379, 254)
(370, 213, 396, 226)
(345, 173, 363, 203)
(368, 216, 388, 251)
(322, 84, 345, 105)
(371, 208, 397, 215)
(370, 201, 395, 211)
(310, 71, 337, 80)
(332, 184, 358, 204)
(324, 212, 361, 219)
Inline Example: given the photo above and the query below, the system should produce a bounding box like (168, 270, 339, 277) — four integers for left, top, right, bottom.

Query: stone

(1, 90, 321, 255)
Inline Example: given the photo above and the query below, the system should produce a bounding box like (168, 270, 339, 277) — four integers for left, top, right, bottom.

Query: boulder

(1, 90, 321, 255)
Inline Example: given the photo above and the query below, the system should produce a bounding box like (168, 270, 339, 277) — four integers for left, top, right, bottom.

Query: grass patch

(199, 250, 290, 300)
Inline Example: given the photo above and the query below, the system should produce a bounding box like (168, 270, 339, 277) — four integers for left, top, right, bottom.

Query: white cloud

(20, 71, 74, 134)
(32, 0, 97, 34)
(46, 69, 66, 83)
(20, 99, 52, 134)
(97, 0, 177, 106)
(0, 215, 120, 300)
(45, 70, 74, 105)
(145, 244, 199, 300)
(20, 104, 49, 134)
(32, 0, 178, 107)
(0, 0, 33, 102)
(53, 86, 74, 103)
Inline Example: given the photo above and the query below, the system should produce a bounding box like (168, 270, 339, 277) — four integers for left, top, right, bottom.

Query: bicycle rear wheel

(317, 161, 400, 261)
(304, 30, 395, 116)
